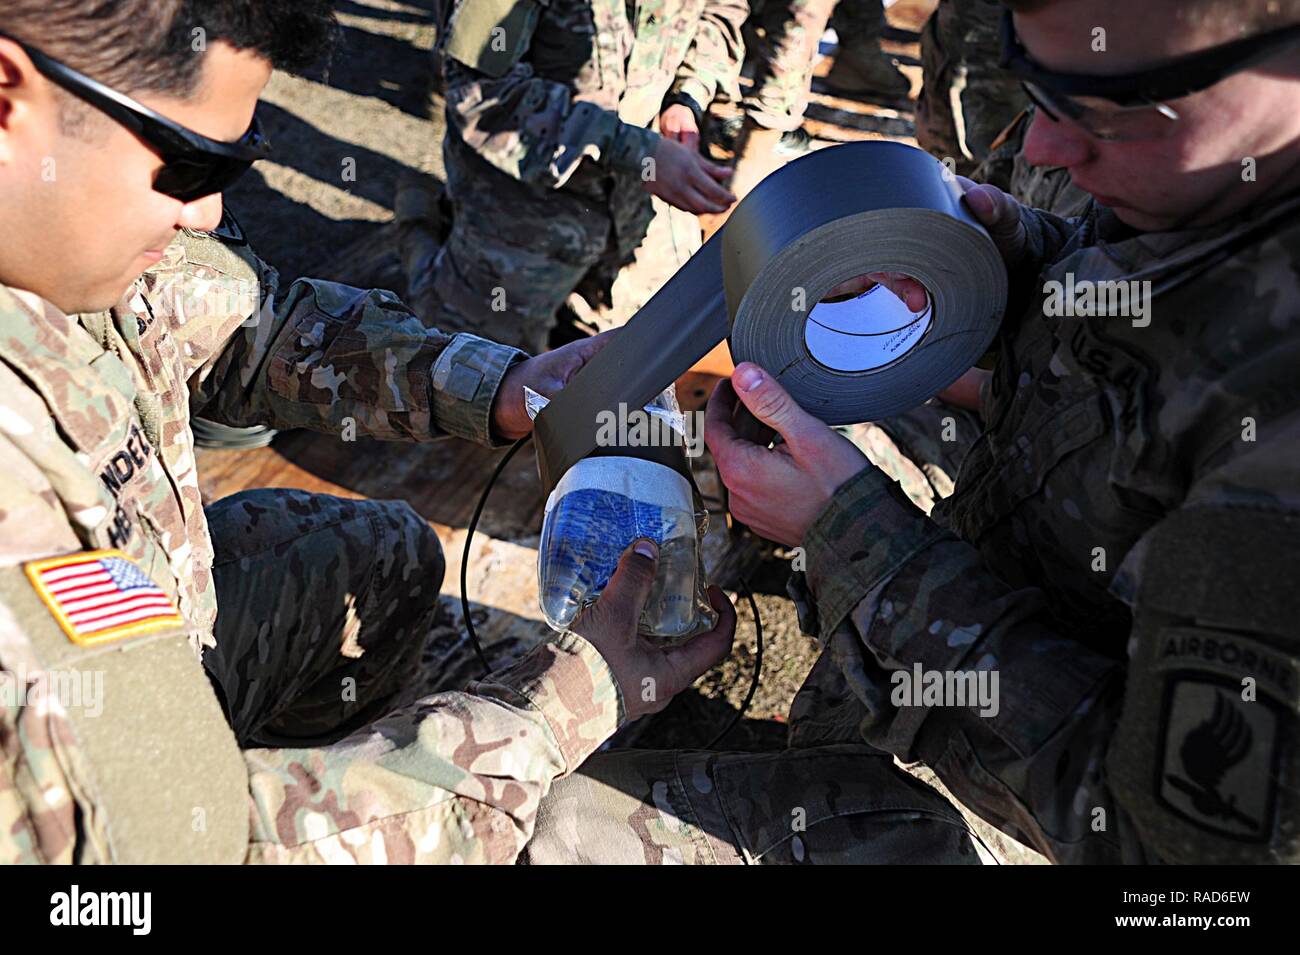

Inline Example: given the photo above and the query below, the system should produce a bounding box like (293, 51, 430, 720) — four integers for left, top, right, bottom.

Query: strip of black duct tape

(533, 140, 1008, 495)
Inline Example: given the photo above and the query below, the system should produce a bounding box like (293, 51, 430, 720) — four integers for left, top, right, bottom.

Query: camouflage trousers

(522, 401, 987, 864)
(408, 211, 607, 356)
(744, 0, 887, 131)
(914, 0, 1027, 176)
(524, 631, 981, 864)
(407, 143, 658, 354)
(203, 488, 443, 748)
(523, 743, 979, 863)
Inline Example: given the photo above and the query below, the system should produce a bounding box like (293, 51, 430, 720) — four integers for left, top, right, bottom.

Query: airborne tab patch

(25, 550, 184, 647)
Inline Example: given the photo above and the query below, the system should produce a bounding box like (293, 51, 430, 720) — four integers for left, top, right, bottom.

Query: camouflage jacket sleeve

(442, 35, 659, 189)
(667, 0, 747, 114)
(159, 227, 525, 446)
(243, 631, 624, 864)
(0, 615, 81, 864)
(797, 420, 1300, 864)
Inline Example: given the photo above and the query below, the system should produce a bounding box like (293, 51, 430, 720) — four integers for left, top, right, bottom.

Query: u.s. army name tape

(534, 140, 1008, 493)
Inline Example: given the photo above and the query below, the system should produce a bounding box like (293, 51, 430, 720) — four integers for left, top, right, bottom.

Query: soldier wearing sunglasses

(0, 1, 737, 864)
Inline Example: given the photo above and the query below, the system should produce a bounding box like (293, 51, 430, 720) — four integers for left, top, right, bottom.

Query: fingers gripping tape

(534, 141, 1009, 494)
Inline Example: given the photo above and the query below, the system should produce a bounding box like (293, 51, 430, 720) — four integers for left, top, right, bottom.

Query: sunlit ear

(0, 38, 42, 165)
(0, 41, 19, 161)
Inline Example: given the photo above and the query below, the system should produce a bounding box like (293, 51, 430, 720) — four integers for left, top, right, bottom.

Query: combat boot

(824, 45, 911, 100)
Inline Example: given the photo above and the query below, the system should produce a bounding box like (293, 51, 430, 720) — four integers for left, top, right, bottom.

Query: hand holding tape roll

(534, 140, 1008, 494)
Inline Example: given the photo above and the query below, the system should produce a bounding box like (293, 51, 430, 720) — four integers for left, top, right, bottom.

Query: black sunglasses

(4, 33, 272, 201)
(999, 10, 1300, 140)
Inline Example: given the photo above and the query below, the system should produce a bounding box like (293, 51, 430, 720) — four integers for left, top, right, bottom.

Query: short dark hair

(0, 0, 338, 97)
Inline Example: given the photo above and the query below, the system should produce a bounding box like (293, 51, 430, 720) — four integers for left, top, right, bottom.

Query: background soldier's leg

(949, 0, 1028, 164)
(571, 193, 692, 334)
(830, 0, 887, 54)
(916, 0, 1027, 173)
(744, 0, 841, 133)
(409, 217, 597, 354)
(405, 158, 611, 353)
(726, 0, 840, 210)
(915, 1, 959, 165)
(522, 743, 978, 864)
(204, 488, 444, 748)
(825, 0, 909, 99)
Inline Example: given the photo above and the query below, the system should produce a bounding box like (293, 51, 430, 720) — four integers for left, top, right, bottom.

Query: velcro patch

(444, 0, 542, 78)
(25, 550, 184, 647)
(1157, 677, 1280, 841)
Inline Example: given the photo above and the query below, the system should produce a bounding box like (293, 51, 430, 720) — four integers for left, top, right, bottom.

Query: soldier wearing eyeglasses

(524, 0, 1300, 865)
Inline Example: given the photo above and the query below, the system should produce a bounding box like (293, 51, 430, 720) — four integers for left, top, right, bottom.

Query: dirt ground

(217, 0, 1044, 864)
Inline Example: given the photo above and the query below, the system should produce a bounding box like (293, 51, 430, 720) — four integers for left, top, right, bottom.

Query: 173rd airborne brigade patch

(1157, 676, 1280, 841)
(24, 550, 184, 647)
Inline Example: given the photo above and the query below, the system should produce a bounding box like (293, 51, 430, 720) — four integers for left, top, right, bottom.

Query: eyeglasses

(1018, 82, 1182, 143)
(999, 10, 1300, 142)
(4, 33, 272, 200)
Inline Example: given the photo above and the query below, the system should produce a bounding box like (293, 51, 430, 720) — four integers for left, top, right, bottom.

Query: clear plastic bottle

(537, 455, 715, 645)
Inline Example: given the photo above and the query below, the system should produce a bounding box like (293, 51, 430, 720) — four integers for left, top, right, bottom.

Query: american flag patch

(25, 550, 184, 647)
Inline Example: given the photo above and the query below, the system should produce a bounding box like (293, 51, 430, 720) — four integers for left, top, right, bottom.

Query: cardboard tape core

(805, 285, 934, 373)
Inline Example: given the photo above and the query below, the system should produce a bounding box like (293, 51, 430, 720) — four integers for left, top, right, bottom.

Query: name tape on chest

(25, 550, 184, 647)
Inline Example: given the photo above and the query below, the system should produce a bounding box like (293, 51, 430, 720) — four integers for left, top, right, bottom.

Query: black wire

(461, 434, 531, 677)
(703, 576, 762, 749)
(701, 454, 763, 748)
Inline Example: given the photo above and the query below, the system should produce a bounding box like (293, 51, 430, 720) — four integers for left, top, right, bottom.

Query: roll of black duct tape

(533, 140, 1007, 494)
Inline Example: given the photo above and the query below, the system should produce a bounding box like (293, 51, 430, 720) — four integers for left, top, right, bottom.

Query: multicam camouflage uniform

(915, 0, 1027, 175)
(412, 0, 747, 353)
(742, 0, 892, 133)
(524, 741, 980, 864)
(526, 182, 1300, 865)
(789, 189, 1300, 864)
(0, 213, 627, 864)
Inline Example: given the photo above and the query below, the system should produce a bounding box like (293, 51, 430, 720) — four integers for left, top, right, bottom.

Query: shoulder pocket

(444, 0, 544, 78)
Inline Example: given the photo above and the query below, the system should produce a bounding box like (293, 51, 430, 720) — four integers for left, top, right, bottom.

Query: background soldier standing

(401, 0, 747, 353)
(728, 0, 913, 199)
